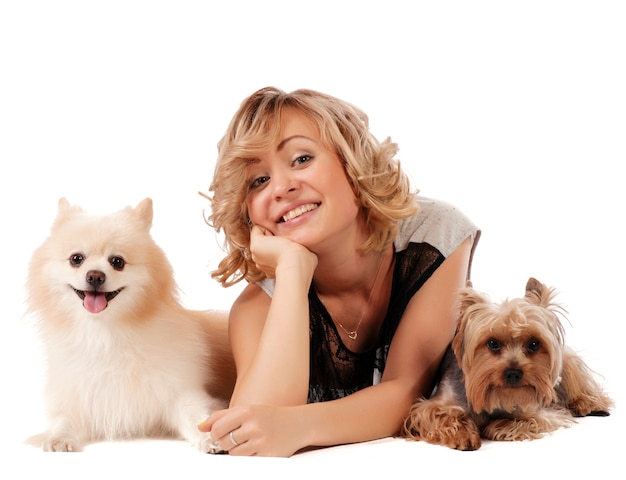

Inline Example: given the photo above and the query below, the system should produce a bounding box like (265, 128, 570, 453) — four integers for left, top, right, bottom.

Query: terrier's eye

(69, 253, 85, 267)
(109, 256, 125, 271)
(526, 339, 541, 354)
(486, 338, 501, 352)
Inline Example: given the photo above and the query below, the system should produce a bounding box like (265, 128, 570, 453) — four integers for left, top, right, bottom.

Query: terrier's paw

(426, 408, 481, 451)
(483, 411, 572, 442)
(568, 394, 613, 417)
(483, 418, 544, 442)
(404, 402, 481, 451)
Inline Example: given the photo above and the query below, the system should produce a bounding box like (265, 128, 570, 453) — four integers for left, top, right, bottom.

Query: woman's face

(245, 109, 361, 252)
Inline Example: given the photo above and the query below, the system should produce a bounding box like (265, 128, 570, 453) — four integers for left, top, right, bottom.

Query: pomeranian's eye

(526, 339, 541, 354)
(486, 338, 501, 353)
(69, 253, 84, 267)
(109, 256, 125, 271)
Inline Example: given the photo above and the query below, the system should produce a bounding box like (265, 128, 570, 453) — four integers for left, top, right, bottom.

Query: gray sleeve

(394, 197, 480, 259)
(257, 277, 275, 297)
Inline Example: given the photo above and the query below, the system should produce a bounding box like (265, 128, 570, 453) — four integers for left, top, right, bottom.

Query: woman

(199, 87, 480, 456)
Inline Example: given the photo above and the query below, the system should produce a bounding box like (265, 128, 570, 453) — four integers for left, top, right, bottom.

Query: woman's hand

(249, 225, 317, 280)
(198, 405, 306, 457)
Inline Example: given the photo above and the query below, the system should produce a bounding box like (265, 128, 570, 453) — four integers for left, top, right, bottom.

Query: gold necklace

(336, 254, 386, 341)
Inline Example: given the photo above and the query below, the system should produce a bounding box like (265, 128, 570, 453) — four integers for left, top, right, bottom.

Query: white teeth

(281, 203, 318, 222)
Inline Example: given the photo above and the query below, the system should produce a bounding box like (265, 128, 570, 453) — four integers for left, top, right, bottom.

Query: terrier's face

(453, 278, 566, 415)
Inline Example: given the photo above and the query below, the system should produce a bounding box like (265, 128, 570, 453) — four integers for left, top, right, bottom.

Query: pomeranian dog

(26, 198, 236, 452)
(402, 278, 613, 450)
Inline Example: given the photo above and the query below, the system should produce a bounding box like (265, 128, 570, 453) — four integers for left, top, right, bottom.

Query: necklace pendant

(347, 331, 358, 340)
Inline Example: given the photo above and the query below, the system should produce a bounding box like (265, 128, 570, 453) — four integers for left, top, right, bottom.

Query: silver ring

(229, 431, 239, 447)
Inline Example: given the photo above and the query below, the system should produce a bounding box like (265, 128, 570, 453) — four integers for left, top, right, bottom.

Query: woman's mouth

(279, 203, 319, 223)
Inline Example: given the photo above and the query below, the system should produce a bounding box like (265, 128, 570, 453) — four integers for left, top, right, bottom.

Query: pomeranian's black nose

(86, 270, 106, 288)
(503, 368, 524, 385)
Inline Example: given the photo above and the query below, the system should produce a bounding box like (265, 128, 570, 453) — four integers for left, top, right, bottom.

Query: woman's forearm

(295, 378, 416, 450)
(230, 261, 313, 406)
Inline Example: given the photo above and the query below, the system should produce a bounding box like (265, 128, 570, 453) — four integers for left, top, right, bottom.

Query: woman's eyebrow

(276, 135, 315, 151)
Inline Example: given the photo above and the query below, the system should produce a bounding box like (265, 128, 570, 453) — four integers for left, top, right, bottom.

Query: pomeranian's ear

(58, 197, 70, 211)
(53, 197, 83, 226)
(57, 197, 82, 213)
(524, 277, 557, 307)
(133, 198, 154, 230)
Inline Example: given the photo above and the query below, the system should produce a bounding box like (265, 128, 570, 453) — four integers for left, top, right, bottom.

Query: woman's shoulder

(395, 196, 479, 258)
(232, 281, 271, 310)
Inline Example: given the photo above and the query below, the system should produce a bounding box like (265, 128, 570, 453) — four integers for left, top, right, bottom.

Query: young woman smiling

(199, 87, 480, 456)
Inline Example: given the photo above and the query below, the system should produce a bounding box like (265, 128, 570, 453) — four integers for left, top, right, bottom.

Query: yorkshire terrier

(402, 278, 613, 450)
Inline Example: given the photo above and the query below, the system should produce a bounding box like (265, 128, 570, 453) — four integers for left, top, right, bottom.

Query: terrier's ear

(525, 277, 556, 307)
(525, 277, 567, 345)
(458, 282, 488, 318)
(454, 283, 489, 360)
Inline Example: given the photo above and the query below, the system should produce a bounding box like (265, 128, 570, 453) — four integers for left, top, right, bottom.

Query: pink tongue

(84, 291, 108, 313)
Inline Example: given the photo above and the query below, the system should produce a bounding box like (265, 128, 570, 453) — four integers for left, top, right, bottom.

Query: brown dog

(402, 278, 613, 450)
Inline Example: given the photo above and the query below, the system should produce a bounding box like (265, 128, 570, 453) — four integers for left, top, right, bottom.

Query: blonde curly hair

(205, 87, 419, 287)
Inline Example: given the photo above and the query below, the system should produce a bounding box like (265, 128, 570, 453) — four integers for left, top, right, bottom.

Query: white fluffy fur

(26, 198, 234, 452)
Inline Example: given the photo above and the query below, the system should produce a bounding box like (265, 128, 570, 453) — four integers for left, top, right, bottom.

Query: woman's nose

(271, 169, 298, 198)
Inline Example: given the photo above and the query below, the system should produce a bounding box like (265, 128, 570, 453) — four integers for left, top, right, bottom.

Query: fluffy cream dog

(26, 198, 235, 452)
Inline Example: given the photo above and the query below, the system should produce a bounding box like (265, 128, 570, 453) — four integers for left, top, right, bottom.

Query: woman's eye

(250, 176, 270, 190)
(294, 154, 312, 165)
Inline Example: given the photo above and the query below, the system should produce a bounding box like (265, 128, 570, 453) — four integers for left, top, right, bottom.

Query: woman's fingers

(200, 408, 246, 453)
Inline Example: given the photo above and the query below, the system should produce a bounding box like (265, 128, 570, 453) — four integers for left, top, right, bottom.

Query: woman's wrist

(274, 251, 317, 286)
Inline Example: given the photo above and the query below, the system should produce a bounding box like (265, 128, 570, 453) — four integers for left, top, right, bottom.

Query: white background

(0, 1, 623, 478)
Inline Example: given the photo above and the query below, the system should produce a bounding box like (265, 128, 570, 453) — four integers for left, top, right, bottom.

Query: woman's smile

(278, 202, 320, 223)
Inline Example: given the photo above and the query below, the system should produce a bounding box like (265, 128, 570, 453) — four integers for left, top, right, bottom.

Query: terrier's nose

(503, 368, 524, 385)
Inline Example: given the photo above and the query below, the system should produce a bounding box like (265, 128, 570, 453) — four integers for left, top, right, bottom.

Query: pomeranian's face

(453, 279, 566, 414)
(28, 198, 174, 326)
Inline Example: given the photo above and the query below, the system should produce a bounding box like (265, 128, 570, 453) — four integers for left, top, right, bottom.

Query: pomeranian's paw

(27, 432, 83, 452)
(184, 417, 226, 453)
(175, 393, 227, 453)
(175, 416, 216, 453)
(181, 426, 220, 453)
(197, 433, 222, 454)
(42, 437, 83, 452)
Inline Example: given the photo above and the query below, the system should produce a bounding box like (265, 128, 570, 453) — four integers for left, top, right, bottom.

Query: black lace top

(307, 242, 443, 402)
(256, 197, 480, 403)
